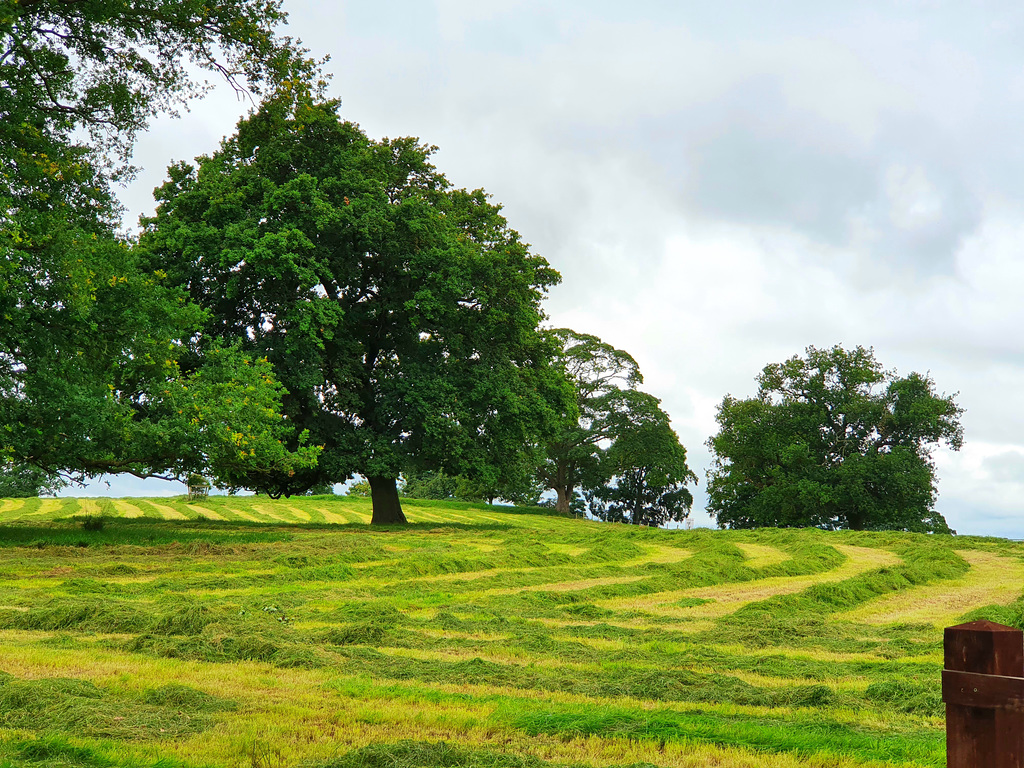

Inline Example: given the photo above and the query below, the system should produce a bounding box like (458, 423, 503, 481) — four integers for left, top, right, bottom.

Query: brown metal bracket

(943, 669, 1024, 710)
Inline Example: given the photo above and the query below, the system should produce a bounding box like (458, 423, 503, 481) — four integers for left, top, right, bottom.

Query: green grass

(1, 495, 1022, 767)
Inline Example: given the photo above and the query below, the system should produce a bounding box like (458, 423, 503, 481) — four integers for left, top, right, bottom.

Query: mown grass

(1, 496, 1023, 767)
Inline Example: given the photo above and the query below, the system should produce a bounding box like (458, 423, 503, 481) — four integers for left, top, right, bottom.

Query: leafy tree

(399, 466, 542, 505)
(345, 479, 371, 498)
(587, 394, 696, 526)
(401, 470, 459, 501)
(2, 0, 304, 179)
(478, 455, 546, 506)
(141, 94, 567, 523)
(0, 462, 62, 498)
(304, 481, 336, 496)
(1, 0, 317, 486)
(537, 330, 642, 514)
(536, 329, 696, 524)
(706, 345, 963, 533)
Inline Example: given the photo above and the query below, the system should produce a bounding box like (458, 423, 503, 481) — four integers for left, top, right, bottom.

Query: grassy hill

(1, 496, 1023, 768)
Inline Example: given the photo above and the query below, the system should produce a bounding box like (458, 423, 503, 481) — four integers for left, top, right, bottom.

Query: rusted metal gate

(944, 620, 1024, 766)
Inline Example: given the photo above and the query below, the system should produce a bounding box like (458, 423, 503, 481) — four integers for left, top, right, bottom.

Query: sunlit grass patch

(307, 736, 874, 768)
(736, 542, 792, 568)
(544, 543, 588, 557)
(0, 672, 235, 741)
(74, 499, 104, 518)
(19, 498, 69, 520)
(597, 544, 902, 620)
(125, 500, 186, 521)
(0, 499, 27, 519)
(281, 505, 313, 522)
(182, 503, 226, 521)
(841, 549, 1024, 627)
(620, 543, 693, 567)
(109, 500, 146, 519)
(473, 575, 648, 597)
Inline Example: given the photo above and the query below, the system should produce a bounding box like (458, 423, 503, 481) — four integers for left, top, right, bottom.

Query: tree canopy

(586, 392, 696, 526)
(141, 95, 568, 523)
(2, 0, 305, 179)
(1, 0, 318, 486)
(537, 330, 641, 514)
(706, 345, 963, 533)
(538, 329, 695, 525)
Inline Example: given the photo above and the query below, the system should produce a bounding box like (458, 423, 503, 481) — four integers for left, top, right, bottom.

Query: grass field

(1, 496, 1023, 768)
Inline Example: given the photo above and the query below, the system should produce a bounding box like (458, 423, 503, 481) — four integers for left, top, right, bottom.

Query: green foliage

(0, 462, 62, 497)
(540, 329, 695, 525)
(141, 95, 567, 520)
(587, 395, 696, 527)
(346, 479, 372, 498)
(538, 329, 641, 514)
(304, 481, 336, 496)
(0, 0, 318, 489)
(400, 469, 524, 504)
(401, 470, 462, 501)
(706, 345, 963, 532)
(1, 0, 306, 178)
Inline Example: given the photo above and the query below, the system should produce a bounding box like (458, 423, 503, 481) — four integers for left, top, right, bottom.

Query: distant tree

(142, 94, 568, 523)
(537, 330, 641, 514)
(304, 481, 336, 496)
(706, 345, 963, 533)
(399, 466, 541, 505)
(346, 479, 371, 498)
(587, 395, 696, 526)
(0, 462, 63, 498)
(401, 470, 461, 501)
(537, 329, 695, 523)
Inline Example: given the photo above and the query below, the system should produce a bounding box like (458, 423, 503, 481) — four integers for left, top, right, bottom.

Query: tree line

(0, 1, 964, 532)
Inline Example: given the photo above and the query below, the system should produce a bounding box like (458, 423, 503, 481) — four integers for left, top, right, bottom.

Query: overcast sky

(80, 1, 1024, 537)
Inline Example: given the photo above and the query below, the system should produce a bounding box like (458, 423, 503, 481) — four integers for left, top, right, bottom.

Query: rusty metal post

(943, 620, 1024, 767)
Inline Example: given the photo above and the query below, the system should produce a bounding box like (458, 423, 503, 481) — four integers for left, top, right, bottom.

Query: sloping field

(1, 496, 1023, 768)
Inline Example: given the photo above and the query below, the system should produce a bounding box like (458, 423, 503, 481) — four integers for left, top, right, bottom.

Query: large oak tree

(141, 94, 567, 523)
(706, 345, 963, 532)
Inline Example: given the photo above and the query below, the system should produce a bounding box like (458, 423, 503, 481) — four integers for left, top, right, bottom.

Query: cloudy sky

(83, 1, 1024, 537)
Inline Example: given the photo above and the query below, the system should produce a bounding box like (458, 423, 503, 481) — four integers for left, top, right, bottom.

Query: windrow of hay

(841, 549, 1024, 627)
(597, 544, 902, 619)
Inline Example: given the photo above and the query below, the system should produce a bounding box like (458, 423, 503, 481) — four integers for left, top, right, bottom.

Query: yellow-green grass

(0, 495, 1018, 768)
(596, 544, 902, 620)
(736, 542, 792, 568)
(841, 549, 1024, 627)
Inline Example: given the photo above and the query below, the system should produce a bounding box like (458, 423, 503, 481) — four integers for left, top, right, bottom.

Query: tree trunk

(554, 485, 573, 516)
(369, 476, 407, 524)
